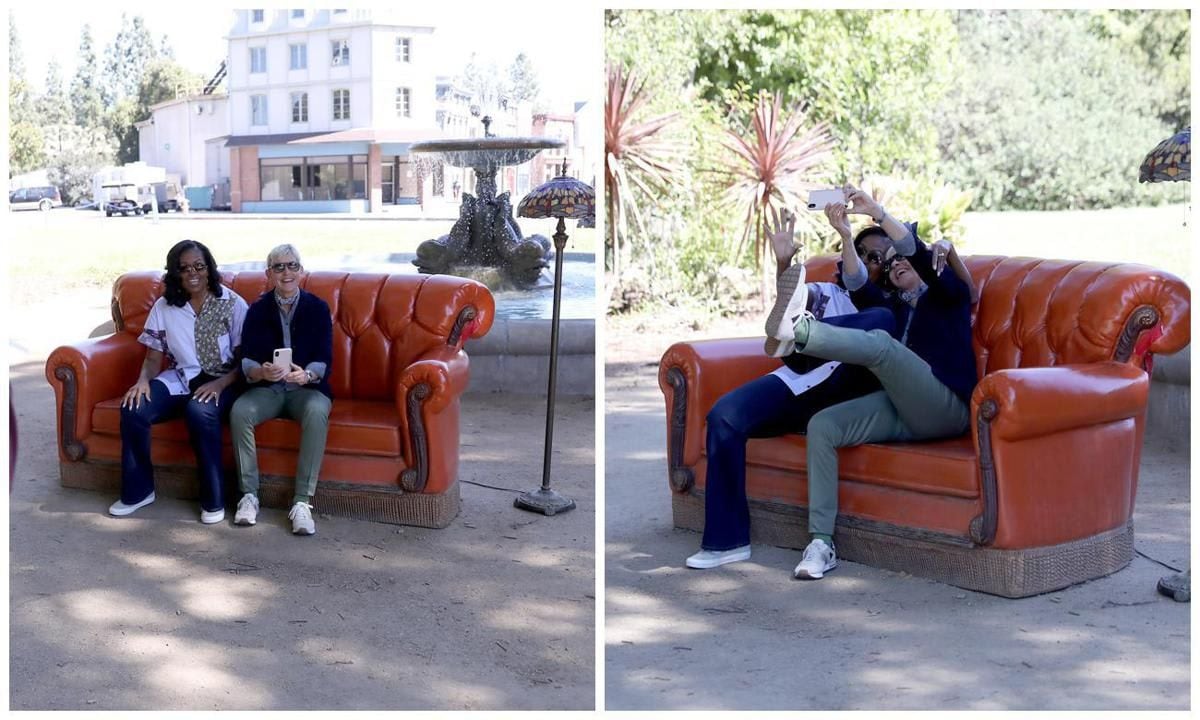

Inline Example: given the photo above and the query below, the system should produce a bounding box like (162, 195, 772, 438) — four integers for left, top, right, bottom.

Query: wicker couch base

(673, 491, 1134, 598)
(60, 460, 461, 529)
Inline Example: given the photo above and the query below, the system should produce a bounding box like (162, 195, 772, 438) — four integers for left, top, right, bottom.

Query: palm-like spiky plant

(721, 92, 834, 283)
(605, 63, 679, 294)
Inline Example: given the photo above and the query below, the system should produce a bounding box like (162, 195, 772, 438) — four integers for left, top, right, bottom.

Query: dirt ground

(9, 297, 596, 711)
(603, 312, 1190, 711)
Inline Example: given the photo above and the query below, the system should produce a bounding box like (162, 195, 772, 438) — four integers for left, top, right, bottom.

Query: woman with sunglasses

(764, 197, 977, 581)
(229, 244, 333, 535)
(110, 240, 248, 523)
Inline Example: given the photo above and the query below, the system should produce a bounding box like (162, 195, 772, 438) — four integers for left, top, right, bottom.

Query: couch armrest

(972, 362, 1148, 442)
(969, 362, 1149, 549)
(44, 335, 147, 461)
(395, 345, 470, 494)
(658, 338, 781, 492)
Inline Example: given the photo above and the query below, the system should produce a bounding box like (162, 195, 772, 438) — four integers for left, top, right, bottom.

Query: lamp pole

(514, 215, 576, 515)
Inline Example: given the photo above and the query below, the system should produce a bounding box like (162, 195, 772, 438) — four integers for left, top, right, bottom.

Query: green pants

(799, 322, 970, 536)
(230, 386, 332, 505)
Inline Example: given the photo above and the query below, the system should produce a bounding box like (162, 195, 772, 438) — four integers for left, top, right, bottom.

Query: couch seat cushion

(740, 433, 980, 498)
(92, 396, 401, 457)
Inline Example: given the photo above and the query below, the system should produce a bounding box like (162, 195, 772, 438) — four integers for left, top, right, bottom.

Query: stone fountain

(412, 117, 567, 287)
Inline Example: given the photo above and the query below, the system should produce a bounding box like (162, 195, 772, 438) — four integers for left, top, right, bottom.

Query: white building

(136, 9, 589, 214)
(224, 8, 446, 212)
(135, 95, 230, 187)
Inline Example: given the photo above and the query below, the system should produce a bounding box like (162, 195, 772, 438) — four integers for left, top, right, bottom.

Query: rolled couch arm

(395, 345, 471, 495)
(658, 338, 781, 493)
(44, 335, 147, 462)
(970, 362, 1150, 549)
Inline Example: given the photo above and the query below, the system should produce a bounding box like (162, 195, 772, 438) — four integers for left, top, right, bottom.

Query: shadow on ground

(10, 360, 595, 711)
(604, 361, 1190, 711)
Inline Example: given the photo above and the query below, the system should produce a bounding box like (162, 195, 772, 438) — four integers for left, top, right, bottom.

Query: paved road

(604, 358, 1190, 711)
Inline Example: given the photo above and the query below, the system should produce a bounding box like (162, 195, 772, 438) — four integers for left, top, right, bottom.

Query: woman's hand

(844, 185, 884, 222)
(931, 240, 953, 274)
(283, 363, 310, 385)
(823, 202, 852, 240)
(192, 379, 225, 405)
(766, 206, 797, 265)
(260, 361, 288, 383)
(122, 379, 152, 410)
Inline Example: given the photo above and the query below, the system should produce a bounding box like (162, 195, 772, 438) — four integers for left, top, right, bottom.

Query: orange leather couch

(45, 270, 495, 528)
(660, 255, 1190, 596)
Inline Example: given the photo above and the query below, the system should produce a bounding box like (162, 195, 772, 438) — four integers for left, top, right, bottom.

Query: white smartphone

(806, 188, 846, 211)
(272, 348, 293, 368)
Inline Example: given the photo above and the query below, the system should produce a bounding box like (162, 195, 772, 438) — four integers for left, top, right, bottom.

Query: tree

(506, 53, 540, 105)
(461, 53, 505, 117)
(47, 143, 113, 205)
(9, 11, 44, 174)
(106, 98, 140, 165)
(692, 10, 959, 183)
(935, 10, 1186, 210)
(71, 25, 106, 131)
(37, 61, 73, 154)
(102, 14, 159, 107)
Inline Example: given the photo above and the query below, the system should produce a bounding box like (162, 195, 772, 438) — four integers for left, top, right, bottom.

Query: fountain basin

(410, 137, 565, 169)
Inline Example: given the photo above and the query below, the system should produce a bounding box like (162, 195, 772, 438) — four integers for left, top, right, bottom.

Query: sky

(8, 5, 601, 112)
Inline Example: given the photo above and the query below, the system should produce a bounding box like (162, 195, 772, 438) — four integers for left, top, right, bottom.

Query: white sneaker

(793, 538, 837, 579)
(234, 493, 260, 526)
(289, 502, 316, 535)
(200, 507, 225, 524)
(109, 492, 156, 517)
(686, 545, 752, 569)
(764, 264, 813, 357)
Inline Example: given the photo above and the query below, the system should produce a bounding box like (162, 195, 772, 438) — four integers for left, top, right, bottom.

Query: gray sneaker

(793, 538, 837, 579)
(765, 265, 812, 357)
(234, 493, 260, 526)
(289, 502, 315, 535)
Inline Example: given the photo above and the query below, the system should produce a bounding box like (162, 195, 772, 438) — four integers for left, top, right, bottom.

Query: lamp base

(514, 487, 577, 516)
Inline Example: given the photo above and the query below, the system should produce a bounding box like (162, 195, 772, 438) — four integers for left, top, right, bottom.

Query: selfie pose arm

(844, 185, 915, 256)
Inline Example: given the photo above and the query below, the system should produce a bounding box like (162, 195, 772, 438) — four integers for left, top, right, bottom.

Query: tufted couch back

(805, 254, 1190, 376)
(110, 270, 495, 401)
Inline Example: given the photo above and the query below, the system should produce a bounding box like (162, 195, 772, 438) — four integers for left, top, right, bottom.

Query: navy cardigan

(853, 234, 978, 405)
(242, 289, 334, 399)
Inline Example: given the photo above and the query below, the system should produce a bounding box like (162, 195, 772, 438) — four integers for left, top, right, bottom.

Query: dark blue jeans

(119, 378, 239, 512)
(701, 307, 895, 551)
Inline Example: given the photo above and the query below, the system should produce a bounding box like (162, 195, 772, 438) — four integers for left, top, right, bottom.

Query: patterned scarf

(194, 293, 236, 375)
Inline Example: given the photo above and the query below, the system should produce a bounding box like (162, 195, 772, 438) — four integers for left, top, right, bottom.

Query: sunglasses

(270, 261, 302, 273)
(178, 261, 208, 274)
(882, 256, 910, 275)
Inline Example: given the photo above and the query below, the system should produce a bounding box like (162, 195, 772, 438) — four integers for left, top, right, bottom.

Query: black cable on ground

(461, 479, 521, 493)
(1136, 548, 1183, 573)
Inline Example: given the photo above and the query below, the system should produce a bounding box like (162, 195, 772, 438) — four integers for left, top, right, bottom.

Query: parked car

(8, 186, 62, 212)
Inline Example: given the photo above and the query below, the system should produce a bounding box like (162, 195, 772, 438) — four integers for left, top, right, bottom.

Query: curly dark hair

(162, 240, 222, 307)
(852, 225, 889, 256)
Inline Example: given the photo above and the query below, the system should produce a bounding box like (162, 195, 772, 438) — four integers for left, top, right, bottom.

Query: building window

(395, 87, 411, 118)
(251, 95, 268, 125)
(333, 8, 347, 14)
(290, 92, 308, 123)
(250, 47, 266, 74)
(259, 155, 367, 201)
(251, 9, 264, 23)
(396, 37, 411, 62)
(291, 9, 304, 19)
(289, 43, 307, 70)
(332, 89, 350, 120)
(331, 40, 349, 66)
